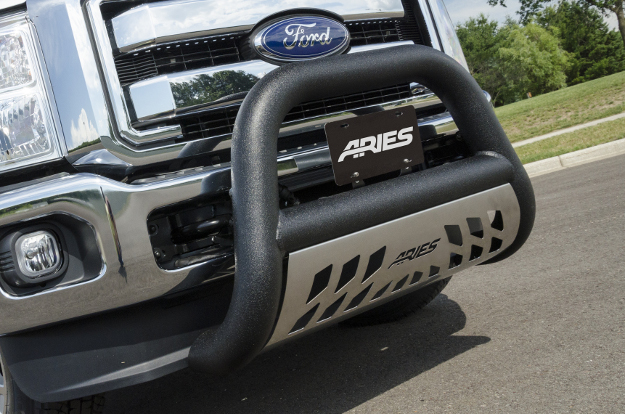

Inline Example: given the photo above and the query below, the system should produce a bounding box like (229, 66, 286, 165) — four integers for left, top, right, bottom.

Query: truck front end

(0, 0, 534, 411)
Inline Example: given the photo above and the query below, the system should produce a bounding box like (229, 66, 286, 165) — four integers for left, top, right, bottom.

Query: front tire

(0, 349, 104, 414)
(344, 277, 452, 326)
(1, 349, 14, 414)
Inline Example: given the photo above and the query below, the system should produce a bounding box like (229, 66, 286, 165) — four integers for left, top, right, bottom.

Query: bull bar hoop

(188, 45, 535, 374)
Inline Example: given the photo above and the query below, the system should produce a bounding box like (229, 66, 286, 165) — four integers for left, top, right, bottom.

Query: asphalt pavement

(105, 154, 625, 414)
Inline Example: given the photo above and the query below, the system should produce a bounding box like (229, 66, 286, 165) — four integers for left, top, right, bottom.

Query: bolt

(148, 224, 158, 236)
(153, 249, 164, 260)
(403, 159, 411, 164)
(351, 172, 360, 178)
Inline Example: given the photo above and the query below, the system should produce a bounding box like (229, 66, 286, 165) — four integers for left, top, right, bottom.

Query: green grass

(495, 71, 625, 143)
(515, 116, 625, 164)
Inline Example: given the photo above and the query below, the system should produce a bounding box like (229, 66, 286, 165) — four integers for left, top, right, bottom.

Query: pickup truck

(0, 0, 535, 412)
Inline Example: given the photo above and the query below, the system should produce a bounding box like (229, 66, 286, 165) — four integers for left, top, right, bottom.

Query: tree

(457, 16, 508, 103)
(488, 0, 625, 46)
(536, 1, 625, 84)
(498, 22, 569, 101)
(457, 16, 569, 105)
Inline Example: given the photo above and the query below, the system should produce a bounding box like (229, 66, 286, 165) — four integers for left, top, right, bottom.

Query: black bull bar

(188, 45, 535, 374)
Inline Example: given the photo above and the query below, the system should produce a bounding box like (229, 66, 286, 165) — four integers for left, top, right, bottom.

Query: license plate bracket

(325, 106, 425, 186)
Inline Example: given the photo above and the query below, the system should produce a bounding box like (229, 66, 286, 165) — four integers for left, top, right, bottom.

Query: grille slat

(347, 20, 403, 46)
(116, 53, 158, 85)
(178, 84, 413, 142)
(115, 36, 244, 86)
(114, 18, 423, 86)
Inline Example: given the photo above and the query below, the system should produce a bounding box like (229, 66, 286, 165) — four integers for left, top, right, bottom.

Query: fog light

(15, 231, 62, 278)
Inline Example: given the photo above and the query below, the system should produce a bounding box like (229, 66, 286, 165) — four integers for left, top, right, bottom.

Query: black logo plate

(325, 106, 424, 186)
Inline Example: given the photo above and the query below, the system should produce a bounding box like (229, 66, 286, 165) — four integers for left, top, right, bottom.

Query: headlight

(0, 15, 61, 172)
(428, 0, 469, 72)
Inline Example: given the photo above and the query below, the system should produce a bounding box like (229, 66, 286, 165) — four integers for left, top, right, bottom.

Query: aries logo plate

(326, 106, 425, 186)
(266, 184, 521, 347)
(253, 16, 350, 63)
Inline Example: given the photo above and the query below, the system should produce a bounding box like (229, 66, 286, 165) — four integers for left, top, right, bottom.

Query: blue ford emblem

(254, 16, 350, 63)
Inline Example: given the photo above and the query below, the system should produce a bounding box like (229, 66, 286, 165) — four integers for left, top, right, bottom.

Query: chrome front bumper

(0, 170, 219, 335)
(0, 103, 456, 335)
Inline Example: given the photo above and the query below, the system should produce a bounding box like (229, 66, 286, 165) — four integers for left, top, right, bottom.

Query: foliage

(498, 23, 569, 101)
(456, 16, 506, 103)
(534, 1, 625, 84)
(487, 0, 625, 46)
(457, 16, 569, 105)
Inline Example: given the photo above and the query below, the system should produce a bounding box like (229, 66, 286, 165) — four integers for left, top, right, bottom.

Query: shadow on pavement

(105, 294, 489, 413)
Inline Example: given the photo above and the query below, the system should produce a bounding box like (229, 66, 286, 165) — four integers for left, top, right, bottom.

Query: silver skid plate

(267, 184, 521, 346)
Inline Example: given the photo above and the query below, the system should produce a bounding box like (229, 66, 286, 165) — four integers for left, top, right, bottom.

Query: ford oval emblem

(254, 16, 350, 63)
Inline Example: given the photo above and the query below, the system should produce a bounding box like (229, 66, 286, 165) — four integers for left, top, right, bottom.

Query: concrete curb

(513, 112, 625, 148)
(524, 138, 625, 178)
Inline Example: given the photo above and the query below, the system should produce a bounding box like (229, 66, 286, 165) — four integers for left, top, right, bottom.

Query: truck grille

(94, 0, 450, 167)
(178, 84, 414, 142)
(114, 19, 423, 86)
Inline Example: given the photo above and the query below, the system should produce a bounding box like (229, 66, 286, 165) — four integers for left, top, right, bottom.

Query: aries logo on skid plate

(254, 16, 350, 62)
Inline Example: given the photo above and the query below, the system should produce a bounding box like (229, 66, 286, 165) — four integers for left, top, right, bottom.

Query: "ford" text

(283, 23, 333, 49)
